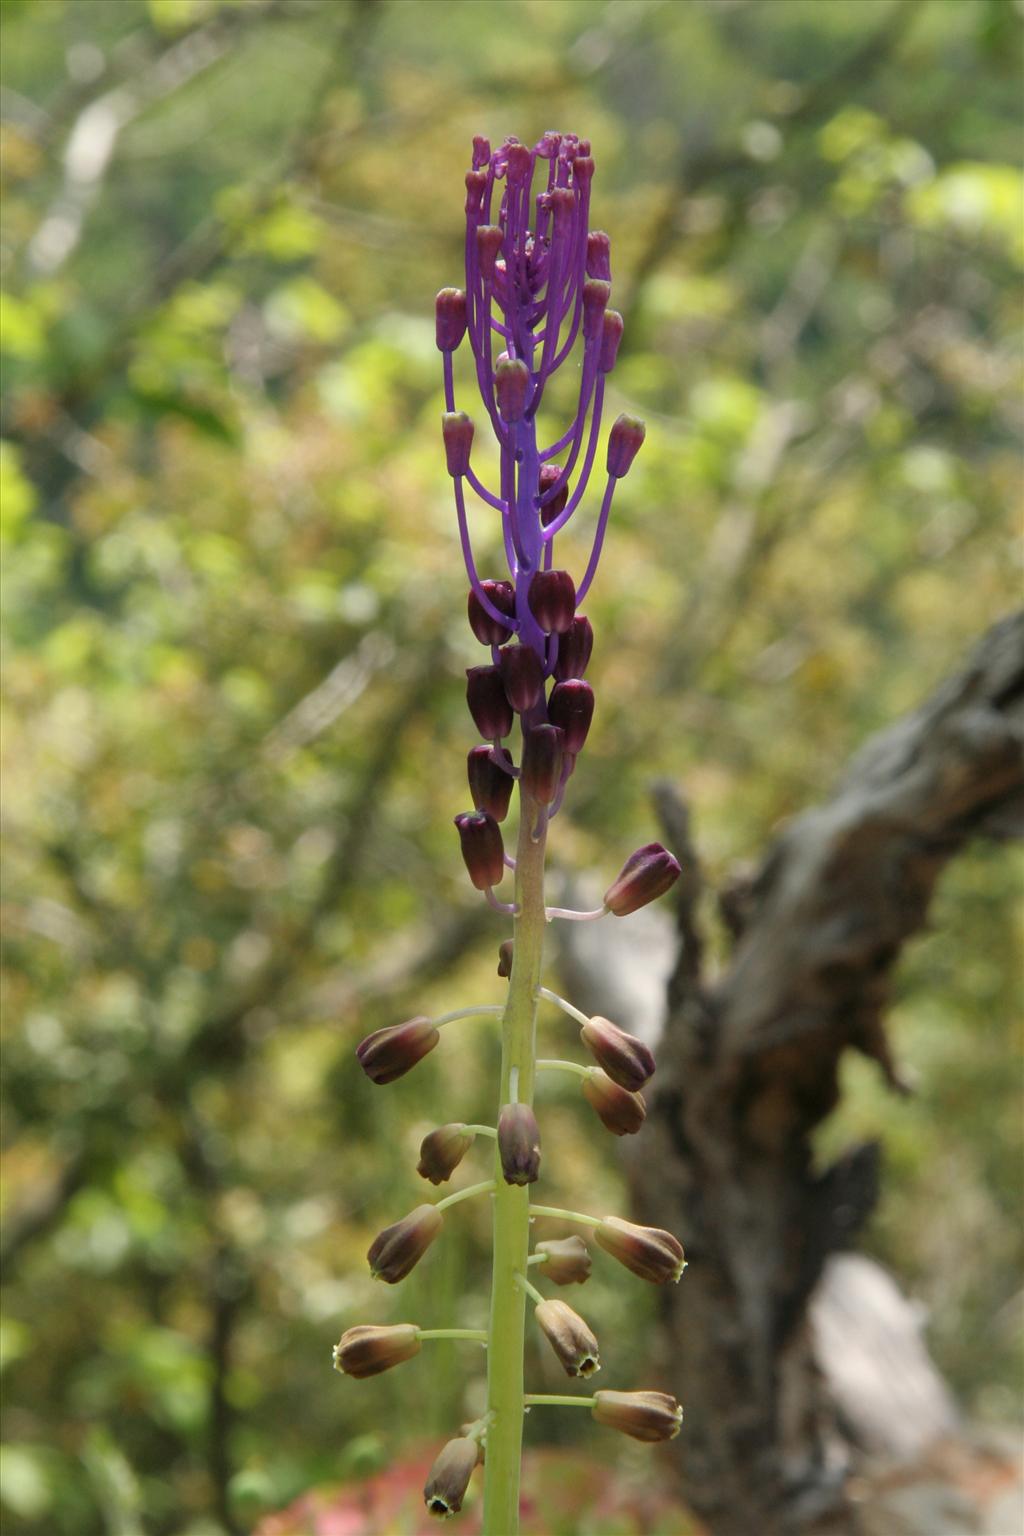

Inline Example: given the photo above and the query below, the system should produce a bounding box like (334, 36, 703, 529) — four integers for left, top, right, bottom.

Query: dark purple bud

(454, 810, 505, 890)
(466, 665, 514, 740)
(521, 724, 564, 806)
(472, 135, 491, 170)
(580, 1015, 655, 1092)
(442, 412, 474, 477)
(506, 142, 531, 184)
(495, 357, 529, 422)
(547, 679, 594, 754)
(465, 170, 486, 214)
(417, 1123, 476, 1185)
(424, 1437, 479, 1519)
(467, 745, 514, 822)
(497, 1102, 541, 1185)
(582, 1069, 646, 1136)
(435, 288, 467, 352)
(599, 310, 623, 374)
(535, 1298, 600, 1378)
(604, 842, 681, 916)
(535, 1234, 592, 1285)
(592, 1390, 683, 1442)
(368, 1203, 443, 1283)
(573, 154, 595, 185)
(333, 1323, 421, 1378)
(582, 278, 611, 342)
(586, 230, 611, 280)
(528, 569, 576, 635)
(498, 643, 544, 713)
(538, 463, 568, 525)
(607, 414, 645, 479)
(497, 939, 514, 977)
(595, 1216, 686, 1284)
(356, 1017, 440, 1084)
(553, 614, 594, 681)
(467, 579, 515, 645)
(477, 224, 503, 279)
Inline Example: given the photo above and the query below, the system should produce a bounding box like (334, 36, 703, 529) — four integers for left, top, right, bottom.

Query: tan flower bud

(595, 1215, 686, 1284)
(534, 1298, 601, 1378)
(581, 1069, 646, 1135)
(423, 1436, 479, 1518)
(332, 1323, 421, 1379)
(497, 1102, 541, 1186)
(356, 1017, 439, 1085)
(592, 1389, 683, 1442)
(579, 1015, 655, 1091)
(417, 1123, 475, 1185)
(367, 1204, 443, 1284)
(534, 1235, 591, 1286)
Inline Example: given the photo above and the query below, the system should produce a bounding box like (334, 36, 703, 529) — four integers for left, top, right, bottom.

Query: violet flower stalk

(343, 133, 683, 1534)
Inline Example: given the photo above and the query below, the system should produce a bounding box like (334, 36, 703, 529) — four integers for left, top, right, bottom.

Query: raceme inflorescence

(339, 131, 685, 1533)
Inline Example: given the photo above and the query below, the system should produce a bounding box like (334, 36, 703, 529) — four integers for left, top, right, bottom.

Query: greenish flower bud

(535, 1234, 591, 1285)
(594, 1215, 686, 1284)
(534, 1298, 601, 1378)
(581, 1068, 646, 1135)
(592, 1389, 683, 1442)
(367, 1203, 443, 1284)
(417, 1123, 475, 1185)
(332, 1323, 421, 1378)
(497, 1102, 541, 1185)
(423, 1435, 480, 1518)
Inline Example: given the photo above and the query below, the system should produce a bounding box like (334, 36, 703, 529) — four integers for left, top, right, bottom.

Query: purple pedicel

(437, 135, 645, 794)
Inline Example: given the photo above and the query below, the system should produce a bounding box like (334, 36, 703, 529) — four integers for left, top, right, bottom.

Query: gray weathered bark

(626, 610, 1024, 1535)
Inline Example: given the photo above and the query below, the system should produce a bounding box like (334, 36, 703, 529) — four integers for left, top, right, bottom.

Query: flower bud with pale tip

(495, 357, 530, 422)
(442, 412, 475, 478)
(592, 1389, 683, 1442)
(498, 643, 544, 713)
(497, 939, 514, 977)
(607, 413, 646, 478)
(454, 811, 505, 891)
(467, 746, 514, 822)
(417, 1123, 476, 1185)
(604, 842, 681, 916)
(497, 1102, 541, 1185)
(467, 579, 515, 646)
(435, 288, 468, 352)
(534, 1235, 592, 1285)
(595, 1215, 686, 1284)
(547, 679, 594, 754)
(466, 665, 514, 740)
(521, 724, 564, 806)
(582, 279, 611, 342)
(356, 1017, 439, 1084)
(528, 569, 576, 634)
(586, 230, 611, 281)
(465, 170, 486, 215)
(582, 1069, 646, 1136)
(424, 1436, 480, 1519)
(580, 1015, 655, 1092)
(332, 1323, 421, 1378)
(535, 1298, 600, 1378)
(553, 614, 593, 681)
(476, 224, 503, 279)
(538, 463, 568, 524)
(600, 309, 623, 374)
(368, 1204, 443, 1283)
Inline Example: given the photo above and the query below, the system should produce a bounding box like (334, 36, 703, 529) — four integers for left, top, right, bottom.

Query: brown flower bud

(592, 1389, 683, 1442)
(476, 224, 504, 280)
(520, 724, 564, 806)
(367, 1204, 443, 1283)
(603, 842, 681, 917)
(582, 278, 611, 342)
(553, 614, 593, 681)
(454, 810, 505, 891)
(528, 569, 576, 634)
(423, 1436, 479, 1518)
(586, 230, 611, 281)
(582, 1069, 646, 1136)
(595, 1215, 686, 1284)
(534, 1235, 592, 1285)
(467, 746, 514, 822)
(497, 939, 514, 978)
(466, 665, 514, 741)
(579, 1016, 655, 1092)
(356, 1017, 439, 1084)
(538, 463, 568, 525)
(599, 309, 624, 374)
(547, 679, 594, 754)
(417, 1123, 475, 1185)
(497, 1102, 541, 1185)
(332, 1323, 421, 1378)
(498, 643, 544, 713)
(534, 1298, 601, 1378)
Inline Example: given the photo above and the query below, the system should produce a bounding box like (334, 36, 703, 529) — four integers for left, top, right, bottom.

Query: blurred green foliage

(1, 1, 1020, 1532)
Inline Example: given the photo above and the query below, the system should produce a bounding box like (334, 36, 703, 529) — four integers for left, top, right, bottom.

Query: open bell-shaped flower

(535, 1298, 600, 1378)
(424, 1436, 480, 1519)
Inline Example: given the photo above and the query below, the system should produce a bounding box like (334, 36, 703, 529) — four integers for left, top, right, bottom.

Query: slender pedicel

(536, 1057, 590, 1080)
(537, 986, 589, 1027)
(435, 1179, 497, 1214)
(524, 1394, 595, 1408)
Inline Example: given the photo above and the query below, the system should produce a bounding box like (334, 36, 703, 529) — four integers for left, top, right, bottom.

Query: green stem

(483, 783, 547, 1536)
(524, 1394, 595, 1408)
(536, 1057, 590, 1080)
(528, 1204, 602, 1229)
(435, 1179, 495, 1213)
(416, 1328, 488, 1343)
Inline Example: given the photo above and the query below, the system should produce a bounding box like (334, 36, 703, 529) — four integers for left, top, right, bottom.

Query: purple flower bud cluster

(438, 133, 646, 890)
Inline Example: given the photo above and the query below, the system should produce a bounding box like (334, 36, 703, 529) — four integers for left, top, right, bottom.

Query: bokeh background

(1, 1, 1021, 1533)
